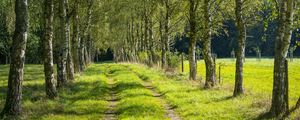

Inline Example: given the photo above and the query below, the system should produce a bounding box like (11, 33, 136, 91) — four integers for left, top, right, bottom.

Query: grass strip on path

(103, 76, 118, 120)
(125, 64, 182, 120)
(105, 64, 168, 120)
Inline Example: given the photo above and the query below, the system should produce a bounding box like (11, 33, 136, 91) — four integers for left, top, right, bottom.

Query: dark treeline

(173, 20, 300, 58)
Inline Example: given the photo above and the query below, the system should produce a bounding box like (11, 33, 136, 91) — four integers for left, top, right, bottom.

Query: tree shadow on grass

(26, 80, 109, 119)
(254, 106, 300, 120)
(137, 74, 150, 81)
(58, 80, 109, 102)
(254, 111, 274, 120)
(116, 104, 161, 116)
(0, 83, 49, 102)
(0, 64, 113, 119)
(212, 96, 235, 103)
(115, 82, 145, 93)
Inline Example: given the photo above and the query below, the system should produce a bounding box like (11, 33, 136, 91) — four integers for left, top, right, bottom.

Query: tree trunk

(84, 35, 91, 64)
(296, 97, 300, 109)
(67, 51, 75, 81)
(130, 18, 136, 62)
(1, 0, 28, 117)
(189, 0, 197, 80)
(203, 0, 217, 88)
(64, 0, 75, 81)
(149, 19, 155, 65)
(233, 0, 245, 96)
(79, 0, 93, 71)
(71, 0, 80, 73)
(57, 0, 68, 87)
(43, 0, 57, 99)
(136, 22, 140, 55)
(56, 54, 67, 87)
(140, 21, 144, 52)
(79, 37, 85, 71)
(87, 36, 93, 63)
(144, 14, 150, 64)
(84, 46, 88, 65)
(160, 19, 166, 69)
(270, 0, 294, 116)
(164, 0, 170, 67)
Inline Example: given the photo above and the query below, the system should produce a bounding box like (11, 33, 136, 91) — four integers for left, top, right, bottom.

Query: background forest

(1, 0, 300, 64)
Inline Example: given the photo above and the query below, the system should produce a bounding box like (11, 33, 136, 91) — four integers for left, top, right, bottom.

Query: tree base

(296, 97, 300, 109)
(0, 108, 21, 120)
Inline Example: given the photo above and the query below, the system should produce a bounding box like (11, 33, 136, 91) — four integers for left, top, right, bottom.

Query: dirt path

(142, 81, 181, 120)
(123, 64, 181, 120)
(104, 78, 118, 120)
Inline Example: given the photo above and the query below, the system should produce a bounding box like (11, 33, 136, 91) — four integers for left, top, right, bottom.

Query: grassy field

(0, 58, 299, 119)
(0, 64, 109, 119)
(127, 58, 300, 119)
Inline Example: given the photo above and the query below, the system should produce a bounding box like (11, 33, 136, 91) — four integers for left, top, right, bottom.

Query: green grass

(0, 64, 109, 120)
(127, 58, 300, 120)
(0, 59, 299, 119)
(106, 64, 167, 120)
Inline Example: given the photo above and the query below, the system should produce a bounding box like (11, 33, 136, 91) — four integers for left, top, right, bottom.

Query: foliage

(167, 52, 181, 69)
(138, 52, 149, 64)
(1, 0, 300, 64)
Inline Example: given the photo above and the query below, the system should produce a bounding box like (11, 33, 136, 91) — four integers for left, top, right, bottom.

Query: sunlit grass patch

(127, 59, 300, 120)
(107, 65, 167, 120)
(0, 64, 110, 120)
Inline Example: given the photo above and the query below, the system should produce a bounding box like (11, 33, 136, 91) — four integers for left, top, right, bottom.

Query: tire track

(104, 78, 118, 120)
(121, 64, 181, 120)
(142, 81, 181, 120)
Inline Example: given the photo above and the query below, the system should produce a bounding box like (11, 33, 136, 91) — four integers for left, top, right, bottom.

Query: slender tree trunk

(57, 54, 65, 87)
(84, 46, 88, 65)
(67, 51, 75, 81)
(79, 0, 93, 71)
(296, 97, 300, 109)
(1, 0, 28, 117)
(79, 37, 85, 71)
(43, 0, 57, 99)
(85, 35, 92, 64)
(136, 22, 140, 55)
(270, 0, 294, 116)
(71, 0, 80, 73)
(131, 18, 136, 62)
(126, 22, 130, 61)
(87, 37, 93, 63)
(64, 0, 75, 81)
(140, 21, 144, 52)
(144, 15, 150, 64)
(57, 0, 68, 87)
(149, 19, 155, 65)
(160, 19, 166, 69)
(164, 0, 170, 67)
(203, 0, 217, 88)
(189, 0, 197, 80)
(233, 0, 245, 96)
